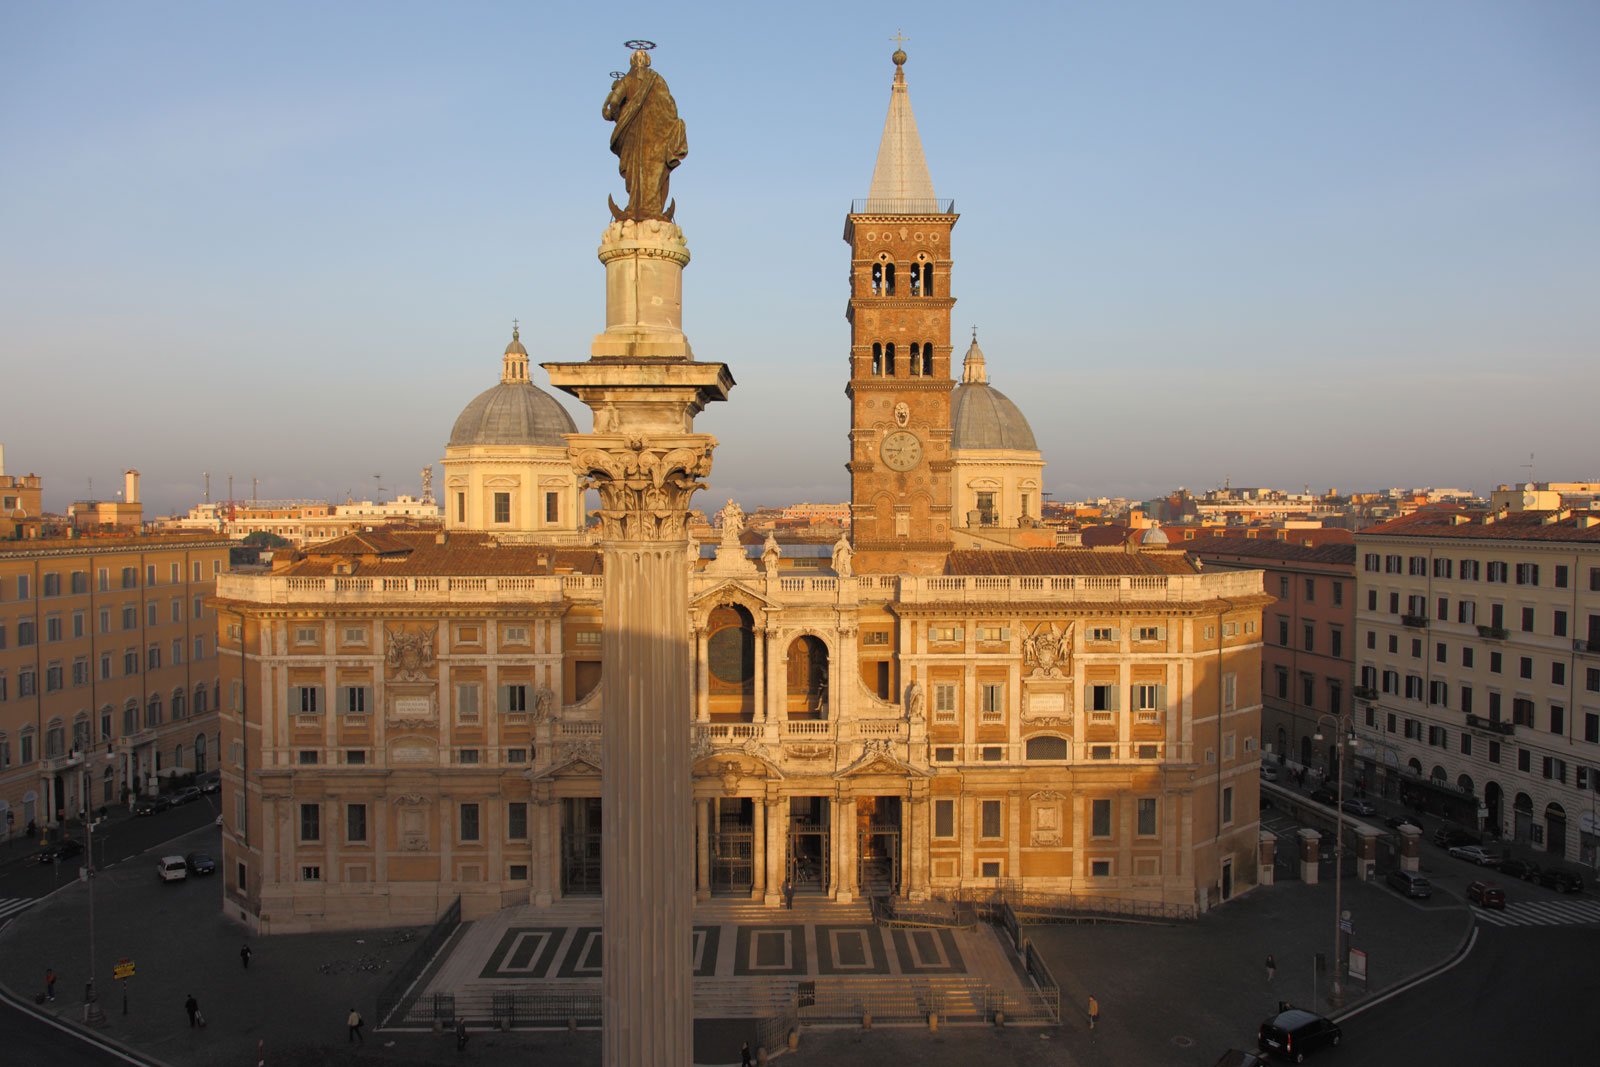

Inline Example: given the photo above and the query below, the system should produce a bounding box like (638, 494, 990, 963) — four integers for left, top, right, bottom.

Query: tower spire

(501, 322, 530, 383)
(866, 43, 937, 210)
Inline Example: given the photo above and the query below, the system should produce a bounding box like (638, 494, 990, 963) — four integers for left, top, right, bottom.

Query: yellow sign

(113, 959, 135, 979)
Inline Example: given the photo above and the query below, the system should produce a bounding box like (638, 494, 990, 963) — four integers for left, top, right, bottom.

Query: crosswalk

(0, 896, 37, 926)
(1473, 897, 1600, 927)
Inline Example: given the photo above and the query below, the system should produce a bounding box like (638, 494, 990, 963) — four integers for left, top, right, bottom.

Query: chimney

(0, 442, 6, 477)
(124, 469, 140, 504)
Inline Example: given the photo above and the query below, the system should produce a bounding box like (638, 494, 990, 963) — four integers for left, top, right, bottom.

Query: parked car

(1260, 764, 1280, 782)
(199, 774, 221, 794)
(171, 786, 203, 806)
(1385, 868, 1432, 899)
(157, 855, 188, 883)
(1433, 827, 1480, 848)
(1384, 815, 1418, 831)
(1340, 798, 1377, 816)
(1467, 880, 1507, 908)
(1495, 857, 1541, 881)
(1448, 844, 1499, 866)
(1215, 1050, 1271, 1067)
(1309, 787, 1338, 806)
(1538, 868, 1584, 894)
(185, 851, 216, 875)
(134, 796, 171, 816)
(1258, 1007, 1342, 1062)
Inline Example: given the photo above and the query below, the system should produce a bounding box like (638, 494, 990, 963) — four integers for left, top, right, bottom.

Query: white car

(158, 855, 188, 882)
(1259, 764, 1279, 782)
(1447, 844, 1498, 866)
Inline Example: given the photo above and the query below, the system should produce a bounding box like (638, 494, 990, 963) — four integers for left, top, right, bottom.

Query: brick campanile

(845, 47, 958, 575)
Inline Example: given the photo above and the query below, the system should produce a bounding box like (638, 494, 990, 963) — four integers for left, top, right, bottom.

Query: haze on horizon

(2, 1, 1595, 517)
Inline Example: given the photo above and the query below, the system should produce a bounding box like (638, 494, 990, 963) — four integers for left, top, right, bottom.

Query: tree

(242, 530, 289, 548)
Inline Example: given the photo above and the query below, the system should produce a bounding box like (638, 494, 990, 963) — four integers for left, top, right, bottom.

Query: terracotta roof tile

(277, 531, 601, 577)
(946, 548, 1200, 577)
(1185, 537, 1357, 566)
(1361, 507, 1600, 543)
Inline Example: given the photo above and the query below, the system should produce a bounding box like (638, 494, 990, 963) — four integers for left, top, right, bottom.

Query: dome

(448, 381, 576, 448)
(950, 380, 1038, 451)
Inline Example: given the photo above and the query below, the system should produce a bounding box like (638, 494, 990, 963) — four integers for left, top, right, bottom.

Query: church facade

(214, 51, 1268, 934)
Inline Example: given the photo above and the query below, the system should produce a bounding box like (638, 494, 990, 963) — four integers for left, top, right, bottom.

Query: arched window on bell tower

(885, 343, 896, 376)
(922, 342, 933, 377)
(909, 343, 922, 375)
(909, 265, 921, 296)
(924, 262, 935, 297)
(871, 343, 883, 376)
(884, 263, 896, 296)
(871, 263, 883, 297)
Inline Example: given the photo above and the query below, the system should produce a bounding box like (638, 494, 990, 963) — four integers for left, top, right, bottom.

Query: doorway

(560, 797, 603, 896)
(856, 796, 902, 896)
(787, 796, 831, 894)
(710, 798, 754, 895)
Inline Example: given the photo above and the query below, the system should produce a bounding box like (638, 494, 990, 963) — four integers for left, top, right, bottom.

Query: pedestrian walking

(45, 967, 55, 1001)
(348, 1007, 364, 1044)
(782, 877, 794, 910)
(240, 943, 252, 969)
(1266, 954, 1276, 982)
(185, 994, 199, 1028)
(741, 1040, 754, 1066)
(1087, 994, 1099, 1030)
(455, 1016, 470, 1050)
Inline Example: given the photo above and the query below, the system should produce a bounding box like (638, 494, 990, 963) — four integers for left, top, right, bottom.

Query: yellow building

(0, 530, 231, 837)
(212, 49, 1268, 933)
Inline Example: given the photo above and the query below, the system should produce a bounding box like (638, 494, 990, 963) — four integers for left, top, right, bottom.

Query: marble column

(764, 796, 785, 905)
(544, 215, 732, 1067)
(695, 798, 711, 901)
(751, 795, 766, 900)
(695, 629, 710, 722)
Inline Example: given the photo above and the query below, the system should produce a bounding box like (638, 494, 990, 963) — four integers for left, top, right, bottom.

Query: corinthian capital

(569, 433, 716, 542)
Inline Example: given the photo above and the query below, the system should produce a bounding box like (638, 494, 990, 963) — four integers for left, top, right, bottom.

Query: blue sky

(2, 1, 1596, 515)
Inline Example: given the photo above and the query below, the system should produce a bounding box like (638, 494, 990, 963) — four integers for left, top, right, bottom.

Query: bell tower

(844, 46, 958, 574)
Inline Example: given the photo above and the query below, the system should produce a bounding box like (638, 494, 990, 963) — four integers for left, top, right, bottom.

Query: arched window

(146, 695, 163, 729)
(884, 263, 895, 296)
(922, 342, 933, 377)
(871, 262, 883, 296)
(885, 343, 896, 376)
(72, 713, 90, 752)
(1025, 735, 1068, 760)
(195, 733, 208, 774)
(123, 700, 138, 736)
(786, 635, 830, 720)
(194, 684, 208, 715)
(172, 688, 186, 720)
(908, 263, 921, 296)
(924, 262, 935, 296)
(909, 343, 922, 375)
(174, 743, 184, 771)
(871, 343, 883, 376)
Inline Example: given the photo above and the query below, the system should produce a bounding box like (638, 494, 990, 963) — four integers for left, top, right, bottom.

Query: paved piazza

(423, 903, 1017, 1010)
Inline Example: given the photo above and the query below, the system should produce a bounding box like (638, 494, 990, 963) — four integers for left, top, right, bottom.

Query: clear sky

(3, 1, 1596, 516)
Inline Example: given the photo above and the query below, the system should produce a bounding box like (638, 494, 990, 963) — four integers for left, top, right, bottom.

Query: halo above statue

(602, 40, 687, 223)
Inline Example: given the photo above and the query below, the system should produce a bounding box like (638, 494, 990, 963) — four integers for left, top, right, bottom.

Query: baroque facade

(213, 50, 1269, 933)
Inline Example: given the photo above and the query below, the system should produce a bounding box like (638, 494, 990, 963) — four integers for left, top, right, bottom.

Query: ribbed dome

(951, 381, 1038, 451)
(448, 381, 577, 448)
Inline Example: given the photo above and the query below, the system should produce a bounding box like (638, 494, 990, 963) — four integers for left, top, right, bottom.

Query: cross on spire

(512, 317, 520, 339)
(891, 30, 908, 48)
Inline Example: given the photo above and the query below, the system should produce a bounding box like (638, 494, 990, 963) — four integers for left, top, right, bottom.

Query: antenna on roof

(1521, 452, 1535, 487)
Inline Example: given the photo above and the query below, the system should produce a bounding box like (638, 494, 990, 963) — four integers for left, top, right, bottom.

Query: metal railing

(850, 198, 957, 215)
(375, 896, 461, 1027)
(934, 884, 1195, 924)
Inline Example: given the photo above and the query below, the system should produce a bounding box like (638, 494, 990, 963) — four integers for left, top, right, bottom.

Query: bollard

(995, 1010, 1006, 1027)
(929, 1011, 938, 1031)
(788, 1028, 799, 1051)
(568, 1015, 577, 1033)
(863, 1012, 872, 1030)
(756, 1049, 768, 1066)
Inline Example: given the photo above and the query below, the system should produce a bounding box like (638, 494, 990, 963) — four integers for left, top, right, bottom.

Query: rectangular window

(298, 749, 319, 764)
(934, 684, 957, 723)
(1136, 798, 1157, 836)
(1521, 607, 1535, 633)
(1408, 556, 1426, 576)
(499, 684, 528, 714)
(1461, 686, 1473, 714)
(979, 625, 1011, 641)
(345, 750, 367, 765)
(1331, 629, 1343, 659)
(1090, 683, 1118, 713)
(1490, 651, 1502, 674)
(1585, 714, 1599, 744)
(1276, 668, 1288, 699)
(1222, 786, 1235, 826)
(1223, 673, 1237, 711)
(456, 683, 481, 724)
(1433, 557, 1453, 579)
(1091, 798, 1111, 837)
(460, 803, 480, 841)
(1555, 565, 1569, 588)
(1461, 733, 1472, 756)
(493, 492, 511, 523)
(1366, 589, 1377, 611)
(300, 803, 321, 842)
(1303, 623, 1314, 652)
(980, 683, 1005, 721)
(1487, 561, 1508, 583)
(338, 686, 370, 715)
(1515, 563, 1539, 586)
(862, 631, 890, 646)
(508, 801, 528, 840)
(1461, 559, 1480, 581)
(1458, 600, 1476, 625)
(1279, 575, 1290, 598)
(1304, 577, 1316, 601)
(1135, 683, 1163, 711)
(927, 625, 964, 643)
(934, 798, 955, 838)
(345, 803, 367, 842)
(456, 493, 465, 524)
(1588, 668, 1600, 693)
(503, 625, 530, 645)
(146, 644, 160, 669)
(506, 748, 528, 763)
(1278, 618, 1289, 646)
(1332, 581, 1343, 605)
(573, 630, 601, 646)
(545, 492, 559, 523)
(1553, 662, 1566, 686)
(1389, 592, 1400, 614)
(1551, 705, 1565, 735)
(1520, 657, 1533, 680)
(1555, 611, 1568, 638)
(980, 799, 1002, 838)
(1087, 626, 1114, 642)
(457, 748, 480, 764)
(1364, 553, 1380, 572)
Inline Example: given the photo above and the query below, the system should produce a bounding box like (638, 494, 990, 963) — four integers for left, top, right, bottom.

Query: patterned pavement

(1471, 897, 1600, 927)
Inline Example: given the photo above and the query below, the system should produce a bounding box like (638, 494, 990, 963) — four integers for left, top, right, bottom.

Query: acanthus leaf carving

(570, 435, 715, 541)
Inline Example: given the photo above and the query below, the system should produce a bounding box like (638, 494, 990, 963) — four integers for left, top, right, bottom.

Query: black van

(1385, 868, 1432, 899)
(1258, 1008, 1342, 1062)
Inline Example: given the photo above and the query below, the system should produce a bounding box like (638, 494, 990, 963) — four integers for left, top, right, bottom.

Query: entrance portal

(710, 798, 754, 895)
(561, 797, 603, 896)
(787, 796, 831, 894)
(856, 796, 902, 896)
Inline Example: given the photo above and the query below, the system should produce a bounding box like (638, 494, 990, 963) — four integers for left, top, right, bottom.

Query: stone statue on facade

(719, 498, 743, 545)
(904, 680, 924, 721)
(761, 532, 781, 574)
(603, 48, 687, 222)
(831, 534, 853, 578)
(533, 684, 556, 722)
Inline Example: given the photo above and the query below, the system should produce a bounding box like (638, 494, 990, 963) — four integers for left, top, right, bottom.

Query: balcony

(1465, 714, 1515, 736)
(1353, 686, 1378, 701)
(1476, 625, 1509, 640)
(1400, 614, 1429, 629)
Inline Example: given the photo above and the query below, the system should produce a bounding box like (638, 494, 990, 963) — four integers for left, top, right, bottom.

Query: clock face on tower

(880, 429, 922, 471)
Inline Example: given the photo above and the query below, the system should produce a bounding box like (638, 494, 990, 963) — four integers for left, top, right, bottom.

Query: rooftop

(1184, 537, 1357, 566)
(946, 548, 1201, 577)
(1360, 507, 1600, 544)
(273, 530, 601, 577)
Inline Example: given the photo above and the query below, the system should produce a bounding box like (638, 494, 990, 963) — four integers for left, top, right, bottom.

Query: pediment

(835, 744, 930, 779)
(690, 578, 776, 621)
(692, 748, 785, 781)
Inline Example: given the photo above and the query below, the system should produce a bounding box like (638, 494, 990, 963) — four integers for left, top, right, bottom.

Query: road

(0, 994, 151, 1066)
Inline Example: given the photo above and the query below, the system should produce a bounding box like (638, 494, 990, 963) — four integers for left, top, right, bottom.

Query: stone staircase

(693, 898, 873, 924)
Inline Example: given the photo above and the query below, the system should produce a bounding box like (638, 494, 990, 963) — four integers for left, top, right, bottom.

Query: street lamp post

(1313, 712, 1357, 1006)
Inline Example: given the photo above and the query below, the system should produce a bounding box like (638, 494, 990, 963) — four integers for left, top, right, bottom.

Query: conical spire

(961, 328, 988, 384)
(866, 48, 937, 210)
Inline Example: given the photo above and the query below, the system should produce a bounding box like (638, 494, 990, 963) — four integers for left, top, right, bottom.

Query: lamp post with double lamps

(1312, 711, 1358, 1006)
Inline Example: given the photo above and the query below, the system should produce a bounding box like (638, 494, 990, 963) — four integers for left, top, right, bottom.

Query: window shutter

(1110, 628, 1120, 643)
(1110, 685, 1121, 712)
(1156, 684, 1167, 710)
(356, 686, 371, 713)
(498, 685, 511, 715)
(313, 686, 325, 714)
(335, 686, 349, 714)
(1085, 684, 1094, 711)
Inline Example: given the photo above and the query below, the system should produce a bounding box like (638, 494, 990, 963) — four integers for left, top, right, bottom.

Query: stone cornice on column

(567, 433, 715, 542)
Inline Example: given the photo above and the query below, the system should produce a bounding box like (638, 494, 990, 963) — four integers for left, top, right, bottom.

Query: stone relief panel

(1021, 622, 1072, 678)
(385, 625, 438, 681)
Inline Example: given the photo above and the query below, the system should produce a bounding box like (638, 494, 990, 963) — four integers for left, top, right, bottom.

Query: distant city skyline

(3, 1, 1595, 516)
